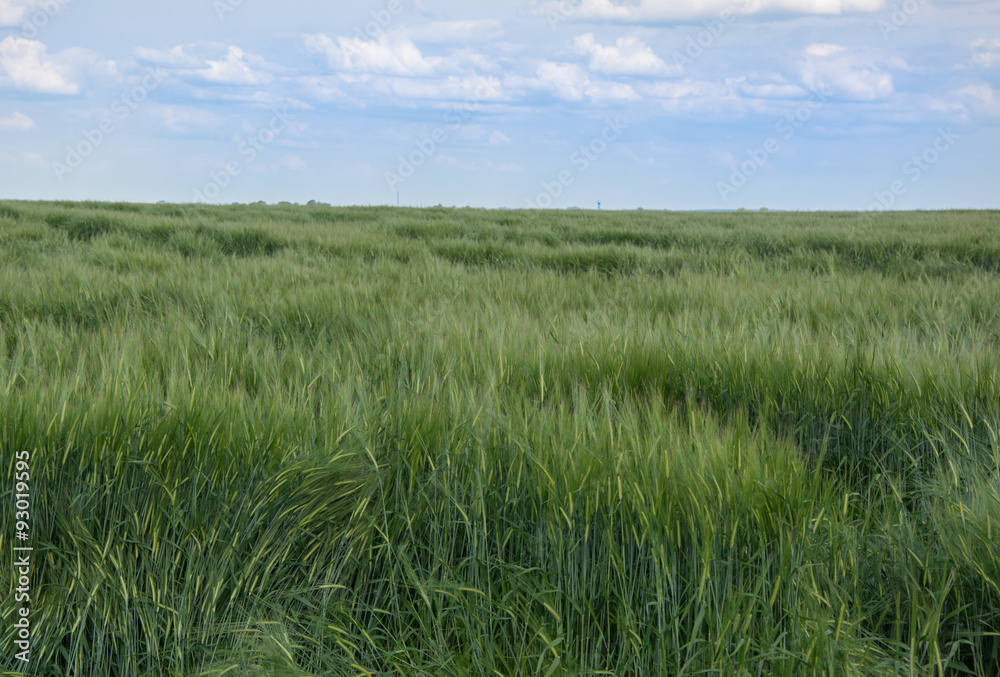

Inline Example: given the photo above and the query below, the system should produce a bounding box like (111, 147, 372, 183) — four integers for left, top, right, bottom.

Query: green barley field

(2, 200, 999, 676)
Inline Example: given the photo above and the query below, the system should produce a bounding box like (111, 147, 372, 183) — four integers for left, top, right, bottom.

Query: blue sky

(0, 0, 997, 209)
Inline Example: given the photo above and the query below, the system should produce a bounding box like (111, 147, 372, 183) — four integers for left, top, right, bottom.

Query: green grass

(1, 201, 999, 675)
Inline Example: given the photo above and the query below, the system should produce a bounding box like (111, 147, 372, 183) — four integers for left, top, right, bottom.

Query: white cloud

(583, 80, 640, 102)
(0, 110, 34, 131)
(302, 31, 501, 94)
(136, 43, 276, 86)
(0, 148, 47, 167)
(805, 43, 845, 58)
(489, 130, 511, 145)
(642, 78, 744, 113)
(740, 82, 808, 98)
(536, 62, 588, 101)
(373, 73, 505, 102)
(972, 38, 1000, 68)
(0, 0, 71, 27)
(135, 44, 204, 68)
(157, 105, 228, 134)
(536, 0, 886, 22)
(0, 37, 115, 94)
(638, 77, 800, 117)
(643, 79, 722, 99)
(298, 27, 510, 108)
(800, 43, 896, 100)
(196, 90, 312, 110)
(304, 33, 439, 76)
(958, 84, 1000, 115)
(572, 33, 677, 76)
(199, 46, 274, 85)
(298, 59, 505, 105)
(297, 75, 348, 103)
(534, 61, 641, 102)
(731, 75, 808, 99)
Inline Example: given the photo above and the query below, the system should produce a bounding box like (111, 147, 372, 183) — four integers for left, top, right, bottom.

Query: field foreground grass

(2, 201, 1000, 675)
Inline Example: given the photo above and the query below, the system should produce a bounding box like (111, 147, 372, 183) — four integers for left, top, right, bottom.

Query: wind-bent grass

(1, 201, 999, 675)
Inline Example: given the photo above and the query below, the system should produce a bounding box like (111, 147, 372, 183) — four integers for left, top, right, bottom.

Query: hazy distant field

(2, 201, 999, 676)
